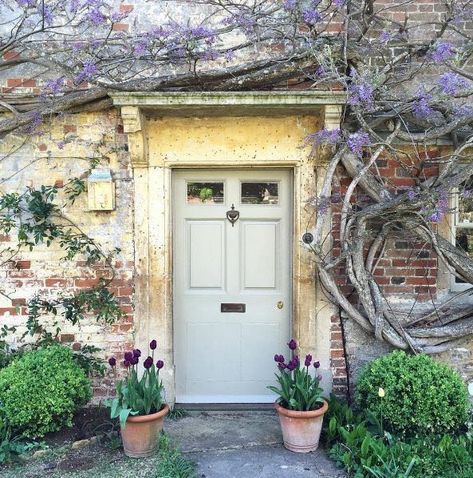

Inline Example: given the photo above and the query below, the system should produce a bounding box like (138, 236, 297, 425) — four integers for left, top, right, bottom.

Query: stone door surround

(111, 91, 344, 403)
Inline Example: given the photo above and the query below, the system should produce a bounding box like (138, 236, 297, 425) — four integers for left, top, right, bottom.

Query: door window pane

(458, 191, 473, 224)
(241, 182, 279, 204)
(187, 182, 224, 204)
(455, 229, 473, 284)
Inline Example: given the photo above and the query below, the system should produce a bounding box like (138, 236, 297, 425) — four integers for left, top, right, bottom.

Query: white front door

(173, 169, 292, 403)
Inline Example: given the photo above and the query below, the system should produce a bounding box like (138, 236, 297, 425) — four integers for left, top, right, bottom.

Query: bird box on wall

(87, 169, 115, 211)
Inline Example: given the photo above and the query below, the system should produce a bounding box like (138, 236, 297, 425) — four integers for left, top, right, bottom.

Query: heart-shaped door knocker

(226, 204, 240, 227)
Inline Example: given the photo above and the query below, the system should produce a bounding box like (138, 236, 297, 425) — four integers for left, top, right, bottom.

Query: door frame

(112, 92, 343, 404)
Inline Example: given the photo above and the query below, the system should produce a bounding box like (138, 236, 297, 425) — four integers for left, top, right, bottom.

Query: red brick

(64, 125, 77, 134)
(0, 308, 18, 315)
(118, 287, 133, 297)
(112, 23, 129, 31)
(11, 298, 26, 306)
(331, 349, 345, 358)
(7, 78, 36, 87)
(15, 260, 31, 269)
(45, 278, 69, 287)
(119, 4, 134, 13)
(3, 50, 20, 60)
(75, 278, 99, 288)
(60, 334, 75, 343)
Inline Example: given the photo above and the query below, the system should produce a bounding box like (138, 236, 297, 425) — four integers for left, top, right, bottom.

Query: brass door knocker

(226, 204, 240, 227)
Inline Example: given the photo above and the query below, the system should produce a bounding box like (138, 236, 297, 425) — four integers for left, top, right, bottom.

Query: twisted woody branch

(1, 0, 473, 352)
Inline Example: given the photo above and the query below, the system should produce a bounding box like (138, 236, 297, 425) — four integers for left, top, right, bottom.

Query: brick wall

(0, 109, 135, 399)
(331, 148, 441, 302)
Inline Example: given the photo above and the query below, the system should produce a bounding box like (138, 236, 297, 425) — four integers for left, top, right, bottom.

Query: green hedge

(0, 345, 91, 438)
(355, 351, 468, 436)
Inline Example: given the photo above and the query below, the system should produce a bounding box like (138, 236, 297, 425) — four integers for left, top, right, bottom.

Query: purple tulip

(305, 354, 312, 367)
(287, 360, 296, 371)
(314, 361, 320, 369)
(130, 356, 139, 365)
(108, 357, 116, 367)
(156, 360, 164, 369)
(150, 339, 157, 350)
(274, 354, 284, 363)
(287, 339, 297, 350)
(294, 355, 300, 367)
(278, 363, 286, 370)
(123, 360, 131, 368)
(143, 356, 153, 369)
(124, 351, 133, 362)
(133, 349, 141, 358)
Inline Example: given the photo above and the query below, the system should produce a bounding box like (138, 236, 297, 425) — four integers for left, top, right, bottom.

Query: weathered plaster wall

(0, 108, 135, 398)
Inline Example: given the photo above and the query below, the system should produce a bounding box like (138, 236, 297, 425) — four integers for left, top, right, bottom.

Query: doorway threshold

(174, 403, 274, 411)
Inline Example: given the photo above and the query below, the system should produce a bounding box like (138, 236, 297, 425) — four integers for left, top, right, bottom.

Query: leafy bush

(356, 351, 468, 436)
(326, 395, 473, 478)
(0, 345, 92, 438)
(0, 406, 37, 463)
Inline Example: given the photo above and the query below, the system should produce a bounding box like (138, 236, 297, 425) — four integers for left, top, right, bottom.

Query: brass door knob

(277, 301, 284, 309)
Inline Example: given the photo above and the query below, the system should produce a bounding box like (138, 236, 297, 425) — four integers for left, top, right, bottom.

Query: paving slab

(165, 411, 346, 478)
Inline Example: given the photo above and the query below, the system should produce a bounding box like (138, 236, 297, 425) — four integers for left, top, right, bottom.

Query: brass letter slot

(221, 303, 246, 313)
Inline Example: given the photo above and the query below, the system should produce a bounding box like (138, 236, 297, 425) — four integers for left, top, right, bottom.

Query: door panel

(173, 169, 292, 403)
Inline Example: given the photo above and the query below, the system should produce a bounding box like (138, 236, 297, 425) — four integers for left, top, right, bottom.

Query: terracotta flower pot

(275, 400, 328, 453)
(120, 404, 169, 458)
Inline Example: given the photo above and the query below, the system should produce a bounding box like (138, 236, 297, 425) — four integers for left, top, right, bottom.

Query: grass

(156, 434, 196, 478)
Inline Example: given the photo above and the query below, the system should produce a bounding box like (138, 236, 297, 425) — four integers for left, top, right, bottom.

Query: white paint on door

(173, 170, 292, 403)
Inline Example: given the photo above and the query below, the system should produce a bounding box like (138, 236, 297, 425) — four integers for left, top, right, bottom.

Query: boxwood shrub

(0, 344, 92, 438)
(355, 350, 468, 436)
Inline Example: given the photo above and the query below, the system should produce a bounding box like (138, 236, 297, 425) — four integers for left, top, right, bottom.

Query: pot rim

(274, 400, 328, 418)
(126, 403, 170, 423)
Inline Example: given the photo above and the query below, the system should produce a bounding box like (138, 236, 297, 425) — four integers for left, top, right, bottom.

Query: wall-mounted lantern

(87, 168, 115, 211)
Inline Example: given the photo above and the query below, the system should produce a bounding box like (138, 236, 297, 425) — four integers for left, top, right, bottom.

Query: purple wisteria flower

(39, 4, 54, 25)
(412, 95, 434, 119)
(438, 72, 468, 95)
(156, 360, 164, 369)
(429, 42, 454, 62)
(306, 128, 341, 148)
(150, 339, 157, 350)
(379, 31, 391, 43)
(283, 0, 297, 10)
(305, 354, 312, 367)
(288, 339, 297, 350)
(88, 8, 106, 26)
(347, 74, 375, 109)
(143, 356, 153, 369)
(75, 60, 97, 84)
(108, 357, 116, 367)
(333, 0, 345, 7)
(44, 77, 65, 96)
(303, 8, 321, 25)
(347, 131, 370, 156)
(407, 189, 417, 201)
